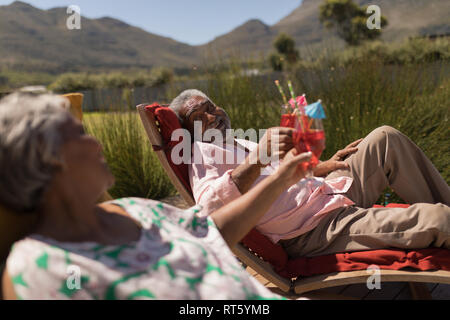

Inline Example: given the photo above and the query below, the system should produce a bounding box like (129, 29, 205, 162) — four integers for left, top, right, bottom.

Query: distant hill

(203, 0, 450, 57)
(1, 0, 449, 71)
(0, 1, 200, 72)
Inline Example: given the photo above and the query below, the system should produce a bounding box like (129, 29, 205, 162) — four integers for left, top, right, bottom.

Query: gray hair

(168, 89, 209, 125)
(0, 92, 72, 213)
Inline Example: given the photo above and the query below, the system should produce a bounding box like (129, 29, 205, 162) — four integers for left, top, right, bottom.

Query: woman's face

(56, 116, 115, 199)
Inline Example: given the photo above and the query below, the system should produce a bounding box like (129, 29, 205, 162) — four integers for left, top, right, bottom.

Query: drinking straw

(308, 118, 313, 131)
(274, 80, 290, 111)
(287, 81, 302, 111)
(287, 81, 306, 132)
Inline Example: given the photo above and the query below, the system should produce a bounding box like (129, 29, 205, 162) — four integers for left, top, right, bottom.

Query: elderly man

(169, 89, 450, 258)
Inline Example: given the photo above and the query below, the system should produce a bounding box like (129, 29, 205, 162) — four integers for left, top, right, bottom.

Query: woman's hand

(313, 138, 363, 177)
(275, 149, 312, 189)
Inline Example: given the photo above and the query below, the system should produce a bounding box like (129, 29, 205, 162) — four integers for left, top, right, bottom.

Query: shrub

(269, 53, 284, 71)
(48, 73, 97, 93)
(48, 68, 175, 93)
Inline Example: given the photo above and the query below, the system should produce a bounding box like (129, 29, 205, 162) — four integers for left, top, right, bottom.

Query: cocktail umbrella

(305, 100, 326, 119)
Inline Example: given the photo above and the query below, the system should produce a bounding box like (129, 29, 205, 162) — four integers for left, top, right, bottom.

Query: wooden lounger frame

(137, 104, 450, 299)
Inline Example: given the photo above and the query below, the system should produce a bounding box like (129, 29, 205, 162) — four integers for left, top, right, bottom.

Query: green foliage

(319, 0, 388, 46)
(83, 112, 176, 200)
(269, 33, 300, 71)
(101, 73, 132, 89)
(333, 38, 449, 66)
(0, 70, 56, 91)
(48, 73, 98, 93)
(269, 53, 284, 72)
(48, 68, 174, 93)
(151, 68, 175, 87)
(273, 33, 299, 63)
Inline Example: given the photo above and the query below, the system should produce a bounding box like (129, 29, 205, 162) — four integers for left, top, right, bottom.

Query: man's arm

(230, 154, 264, 194)
(231, 127, 295, 194)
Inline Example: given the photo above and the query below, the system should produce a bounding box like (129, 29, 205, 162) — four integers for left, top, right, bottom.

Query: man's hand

(313, 138, 363, 177)
(232, 127, 295, 194)
(250, 127, 295, 167)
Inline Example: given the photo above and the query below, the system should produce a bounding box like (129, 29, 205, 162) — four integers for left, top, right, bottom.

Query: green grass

(204, 60, 448, 178)
(83, 57, 449, 203)
(0, 70, 56, 92)
(83, 112, 176, 200)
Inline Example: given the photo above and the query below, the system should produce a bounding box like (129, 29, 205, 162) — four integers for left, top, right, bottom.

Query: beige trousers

(280, 126, 450, 258)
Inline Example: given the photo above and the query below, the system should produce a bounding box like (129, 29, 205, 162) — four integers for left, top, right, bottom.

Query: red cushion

(281, 248, 450, 278)
(386, 203, 410, 208)
(373, 203, 410, 209)
(242, 204, 450, 279)
(241, 229, 288, 273)
(145, 103, 192, 193)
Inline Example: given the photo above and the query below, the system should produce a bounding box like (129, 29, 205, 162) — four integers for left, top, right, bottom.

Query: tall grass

(203, 60, 448, 173)
(83, 112, 176, 200)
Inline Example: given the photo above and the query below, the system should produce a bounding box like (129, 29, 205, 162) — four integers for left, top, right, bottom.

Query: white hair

(0, 92, 72, 213)
(168, 89, 209, 125)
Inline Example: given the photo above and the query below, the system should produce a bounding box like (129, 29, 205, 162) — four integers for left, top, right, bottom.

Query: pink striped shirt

(189, 139, 355, 243)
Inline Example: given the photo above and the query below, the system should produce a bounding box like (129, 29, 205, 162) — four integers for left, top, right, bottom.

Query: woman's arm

(211, 150, 311, 248)
(1, 267, 17, 300)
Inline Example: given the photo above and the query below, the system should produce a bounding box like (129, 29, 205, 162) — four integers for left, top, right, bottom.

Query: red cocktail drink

(280, 113, 297, 128)
(293, 129, 325, 171)
(280, 113, 326, 172)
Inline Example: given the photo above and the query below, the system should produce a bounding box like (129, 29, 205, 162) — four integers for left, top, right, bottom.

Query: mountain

(200, 19, 276, 57)
(204, 0, 450, 56)
(0, 1, 200, 71)
(1, 0, 449, 71)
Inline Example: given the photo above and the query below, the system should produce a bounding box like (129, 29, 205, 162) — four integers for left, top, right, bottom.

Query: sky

(0, 0, 302, 45)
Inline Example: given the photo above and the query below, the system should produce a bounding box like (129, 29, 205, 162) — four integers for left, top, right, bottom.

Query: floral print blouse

(6, 198, 283, 300)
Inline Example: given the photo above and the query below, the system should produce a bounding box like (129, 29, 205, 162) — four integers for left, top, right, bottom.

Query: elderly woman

(0, 92, 311, 300)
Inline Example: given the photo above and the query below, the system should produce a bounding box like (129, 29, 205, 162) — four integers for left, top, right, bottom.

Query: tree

(269, 53, 284, 72)
(319, 0, 388, 46)
(269, 33, 299, 71)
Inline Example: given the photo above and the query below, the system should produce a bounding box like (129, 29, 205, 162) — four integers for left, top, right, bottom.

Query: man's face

(179, 95, 231, 140)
